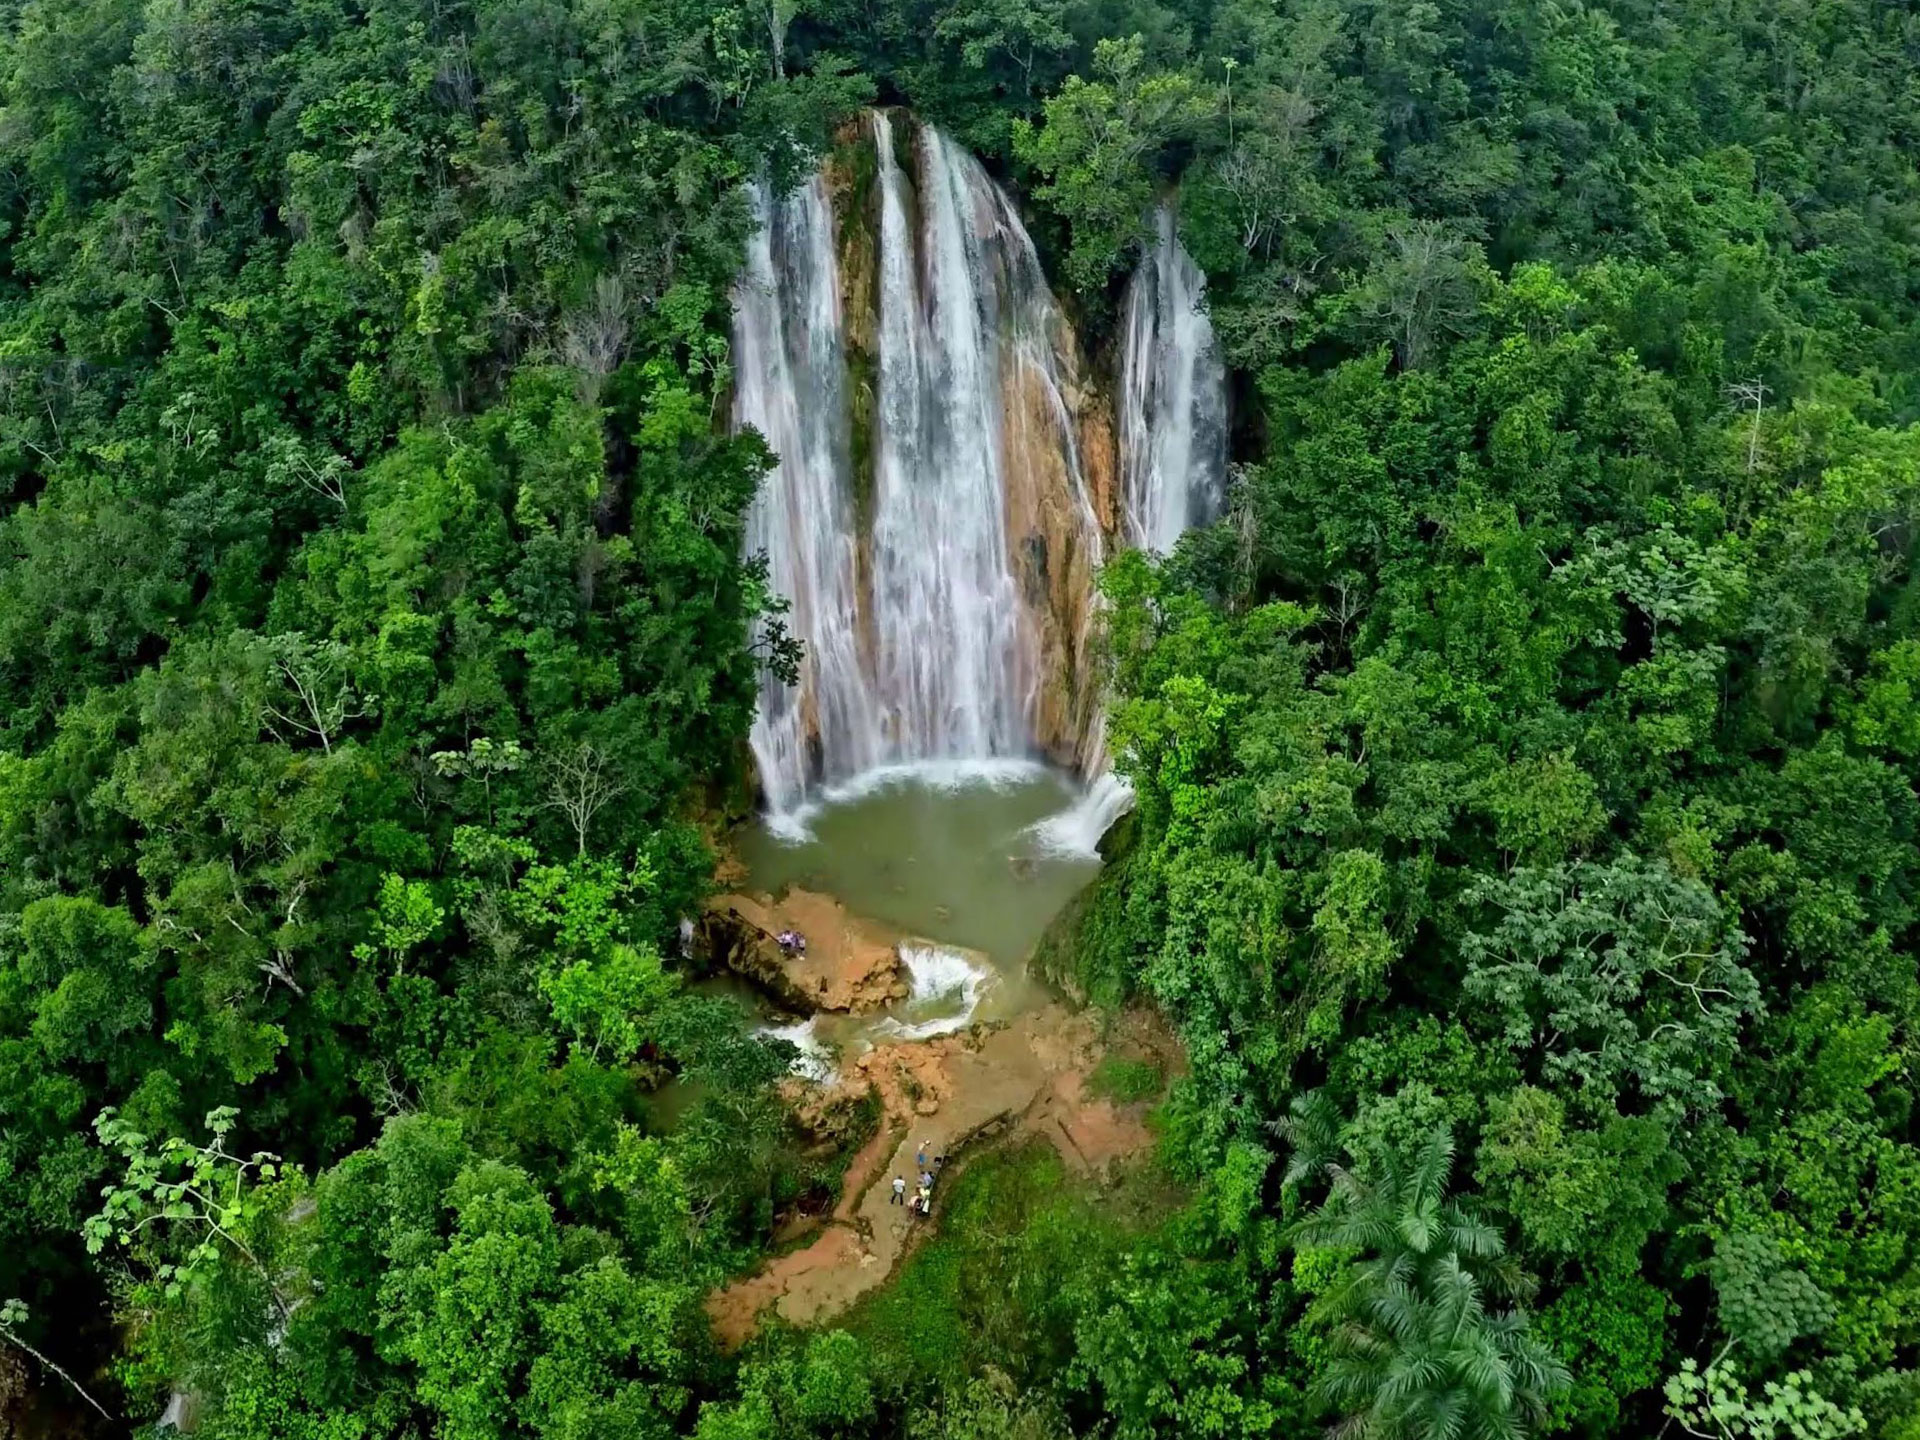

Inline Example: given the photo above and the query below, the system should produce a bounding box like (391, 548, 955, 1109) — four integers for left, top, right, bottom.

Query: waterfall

(736, 113, 1104, 820)
(868, 116, 1028, 764)
(1118, 207, 1228, 554)
(870, 943, 993, 1042)
(735, 175, 880, 813)
(735, 125, 1216, 832)
(1032, 207, 1230, 853)
(756, 1017, 836, 1081)
(1027, 769, 1134, 859)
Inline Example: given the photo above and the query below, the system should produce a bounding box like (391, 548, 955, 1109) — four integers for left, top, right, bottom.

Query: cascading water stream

(735, 176, 879, 814)
(1033, 206, 1230, 855)
(868, 115, 1029, 765)
(1119, 206, 1229, 553)
(737, 113, 1104, 824)
(734, 126, 1223, 860)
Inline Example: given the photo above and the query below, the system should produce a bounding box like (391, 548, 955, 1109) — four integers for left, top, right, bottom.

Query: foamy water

(760, 942, 997, 1079)
(869, 944, 994, 1043)
(1026, 772, 1134, 859)
(763, 758, 1056, 843)
(756, 1017, 837, 1082)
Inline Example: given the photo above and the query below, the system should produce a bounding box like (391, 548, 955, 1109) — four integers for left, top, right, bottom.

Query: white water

(868, 115, 1032, 770)
(1028, 770, 1135, 859)
(1030, 206, 1231, 852)
(1118, 206, 1229, 553)
(756, 1017, 837, 1082)
(758, 944, 993, 1076)
(735, 176, 880, 813)
(736, 114, 1103, 822)
(869, 943, 993, 1043)
(764, 756, 1054, 843)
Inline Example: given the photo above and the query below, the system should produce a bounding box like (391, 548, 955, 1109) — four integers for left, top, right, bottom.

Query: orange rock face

(705, 889, 908, 1013)
(1000, 353, 1106, 769)
(1077, 385, 1120, 539)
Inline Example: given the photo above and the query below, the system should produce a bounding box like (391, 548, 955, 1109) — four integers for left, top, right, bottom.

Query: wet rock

(698, 903, 818, 1013)
(703, 890, 906, 1013)
(1000, 357, 1106, 772)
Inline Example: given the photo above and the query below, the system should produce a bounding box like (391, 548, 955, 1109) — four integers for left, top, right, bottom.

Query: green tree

(1461, 858, 1761, 1116)
(934, 0, 1071, 98)
(1014, 37, 1213, 289)
(1291, 1129, 1567, 1440)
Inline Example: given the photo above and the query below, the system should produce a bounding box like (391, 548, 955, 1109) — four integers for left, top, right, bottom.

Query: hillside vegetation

(1, 0, 1917, 1437)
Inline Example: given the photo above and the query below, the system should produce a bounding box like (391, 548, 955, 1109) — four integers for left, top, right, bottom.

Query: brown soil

(704, 1002, 1176, 1347)
(705, 889, 909, 1013)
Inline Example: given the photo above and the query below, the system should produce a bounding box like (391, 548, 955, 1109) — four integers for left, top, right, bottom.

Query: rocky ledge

(700, 888, 910, 1013)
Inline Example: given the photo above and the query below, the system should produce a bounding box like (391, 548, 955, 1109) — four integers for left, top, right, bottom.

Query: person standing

(891, 1175, 906, 1206)
(916, 1141, 927, 1170)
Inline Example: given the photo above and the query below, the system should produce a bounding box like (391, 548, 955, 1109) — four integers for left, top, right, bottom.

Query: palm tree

(1290, 1125, 1568, 1440)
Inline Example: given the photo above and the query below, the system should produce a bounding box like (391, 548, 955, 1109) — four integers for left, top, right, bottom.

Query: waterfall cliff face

(1118, 207, 1229, 553)
(736, 113, 1106, 816)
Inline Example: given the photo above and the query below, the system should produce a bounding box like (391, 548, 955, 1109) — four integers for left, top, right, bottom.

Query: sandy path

(705, 1005, 1161, 1345)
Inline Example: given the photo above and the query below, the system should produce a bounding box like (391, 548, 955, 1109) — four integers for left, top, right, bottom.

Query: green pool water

(735, 763, 1104, 977)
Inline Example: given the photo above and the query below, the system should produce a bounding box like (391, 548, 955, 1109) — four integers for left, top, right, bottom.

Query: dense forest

(1, 0, 1917, 1437)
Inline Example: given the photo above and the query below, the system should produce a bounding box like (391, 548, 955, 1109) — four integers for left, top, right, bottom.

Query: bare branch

(540, 741, 627, 858)
(0, 1302, 117, 1424)
(261, 634, 373, 754)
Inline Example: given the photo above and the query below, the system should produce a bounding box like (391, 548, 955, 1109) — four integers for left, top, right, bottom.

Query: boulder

(703, 889, 908, 1013)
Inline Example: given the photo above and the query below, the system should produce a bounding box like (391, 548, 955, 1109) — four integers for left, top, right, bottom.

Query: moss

(828, 119, 882, 552)
(845, 344, 878, 540)
(1090, 1054, 1164, 1104)
(831, 120, 880, 263)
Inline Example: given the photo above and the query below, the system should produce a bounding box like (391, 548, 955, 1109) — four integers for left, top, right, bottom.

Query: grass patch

(838, 1138, 1180, 1398)
(1090, 1054, 1163, 1103)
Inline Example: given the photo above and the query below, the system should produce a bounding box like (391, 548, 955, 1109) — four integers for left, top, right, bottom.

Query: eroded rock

(703, 889, 908, 1013)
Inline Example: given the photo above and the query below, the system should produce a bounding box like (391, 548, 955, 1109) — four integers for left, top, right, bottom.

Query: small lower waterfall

(736, 112, 1105, 819)
(870, 943, 993, 1042)
(1119, 207, 1229, 553)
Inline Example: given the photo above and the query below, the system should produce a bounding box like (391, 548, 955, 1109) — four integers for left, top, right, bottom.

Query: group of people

(774, 929, 808, 957)
(890, 1141, 945, 1217)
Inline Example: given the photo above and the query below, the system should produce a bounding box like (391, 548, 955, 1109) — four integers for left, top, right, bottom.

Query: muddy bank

(705, 1004, 1179, 1346)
